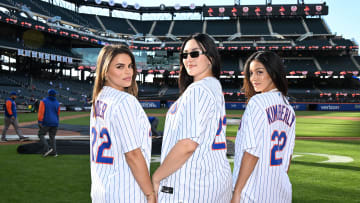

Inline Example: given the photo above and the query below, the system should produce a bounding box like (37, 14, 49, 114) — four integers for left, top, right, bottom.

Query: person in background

(38, 89, 60, 157)
(1, 91, 29, 142)
(148, 116, 161, 137)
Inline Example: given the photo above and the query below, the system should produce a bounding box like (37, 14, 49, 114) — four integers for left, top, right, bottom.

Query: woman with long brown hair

(232, 51, 296, 203)
(90, 44, 155, 203)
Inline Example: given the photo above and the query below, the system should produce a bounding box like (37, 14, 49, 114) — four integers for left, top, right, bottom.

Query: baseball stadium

(0, 0, 359, 202)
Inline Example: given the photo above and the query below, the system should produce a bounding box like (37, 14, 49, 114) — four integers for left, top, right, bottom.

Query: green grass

(10, 110, 358, 138)
(296, 118, 360, 137)
(294, 111, 360, 117)
(291, 140, 360, 202)
(60, 116, 90, 125)
(0, 145, 91, 203)
(0, 140, 359, 202)
(0, 111, 89, 126)
(0, 110, 359, 202)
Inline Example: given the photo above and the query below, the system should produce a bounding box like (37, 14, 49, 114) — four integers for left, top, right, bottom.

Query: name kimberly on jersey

(93, 100, 107, 119)
(265, 104, 295, 127)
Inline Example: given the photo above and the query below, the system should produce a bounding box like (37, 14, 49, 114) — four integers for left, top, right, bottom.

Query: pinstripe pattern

(159, 77, 232, 203)
(90, 86, 151, 203)
(233, 91, 296, 203)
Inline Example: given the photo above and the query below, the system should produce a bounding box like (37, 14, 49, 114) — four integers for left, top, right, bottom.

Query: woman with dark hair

(152, 33, 232, 202)
(90, 44, 155, 203)
(231, 51, 296, 203)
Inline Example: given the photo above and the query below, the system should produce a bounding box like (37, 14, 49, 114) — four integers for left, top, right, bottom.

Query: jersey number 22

(270, 130, 287, 166)
(91, 127, 114, 164)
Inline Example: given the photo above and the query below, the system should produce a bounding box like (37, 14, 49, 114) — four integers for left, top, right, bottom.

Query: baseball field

(0, 110, 359, 202)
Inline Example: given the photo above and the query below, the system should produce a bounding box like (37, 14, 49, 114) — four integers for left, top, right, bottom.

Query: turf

(291, 140, 360, 202)
(9, 110, 358, 138)
(0, 111, 89, 126)
(0, 110, 359, 202)
(0, 145, 91, 203)
(0, 140, 359, 202)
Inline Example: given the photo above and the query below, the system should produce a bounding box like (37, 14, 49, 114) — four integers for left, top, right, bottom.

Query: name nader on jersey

(93, 100, 107, 119)
(266, 104, 295, 127)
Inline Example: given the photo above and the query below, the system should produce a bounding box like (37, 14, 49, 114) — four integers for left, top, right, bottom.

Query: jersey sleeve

(6, 100, 13, 116)
(238, 98, 265, 158)
(38, 100, 45, 124)
(178, 86, 215, 144)
(112, 96, 141, 154)
(288, 116, 296, 155)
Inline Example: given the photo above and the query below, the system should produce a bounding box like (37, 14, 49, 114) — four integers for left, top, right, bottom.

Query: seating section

(296, 39, 331, 47)
(172, 20, 203, 36)
(98, 16, 134, 34)
(271, 18, 306, 35)
(221, 54, 239, 72)
(152, 21, 171, 36)
(317, 56, 358, 71)
(240, 19, 269, 35)
(16, 0, 94, 29)
(284, 59, 318, 72)
(355, 56, 360, 64)
(305, 18, 329, 34)
(332, 38, 355, 46)
(79, 13, 104, 30)
(128, 20, 153, 35)
(0, 1, 359, 104)
(206, 20, 237, 36)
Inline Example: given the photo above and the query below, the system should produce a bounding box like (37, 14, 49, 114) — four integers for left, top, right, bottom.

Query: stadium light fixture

(160, 4, 166, 11)
(189, 3, 196, 10)
(122, 1, 128, 8)
(108, 0, 115, 6)
(174, 3, 181, 10)
(134, 3, 141, 10)
(95, 0, 101, 5)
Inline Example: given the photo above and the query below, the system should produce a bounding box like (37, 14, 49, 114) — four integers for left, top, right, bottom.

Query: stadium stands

(172, 20, 203, 36)
(304, 18, 330, 34)
(317, 56, 358, 71)
(239, 18, 269, 35)
(151, 21, 171, 36)
(0, 1, 359, 107)
(221, 53, 240, 72)
(284, 58, 318, 72)
(206, 20, 237, 36)
(128, 19, 153, 36)
(98, 16, 134, 35)
(270, 18, 306, 35)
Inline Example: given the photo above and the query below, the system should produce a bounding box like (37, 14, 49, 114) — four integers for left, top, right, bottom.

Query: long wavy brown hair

(92, 44, 138, 106)
(243, 51, 288, 102)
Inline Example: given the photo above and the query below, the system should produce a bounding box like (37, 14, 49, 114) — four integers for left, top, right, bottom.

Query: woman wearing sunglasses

(152, 33, 232, 202)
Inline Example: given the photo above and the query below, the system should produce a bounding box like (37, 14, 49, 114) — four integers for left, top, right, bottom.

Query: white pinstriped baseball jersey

(159, 77, 232, 203)
(232, 91, 296, 203)
(90, 86, 151, 203)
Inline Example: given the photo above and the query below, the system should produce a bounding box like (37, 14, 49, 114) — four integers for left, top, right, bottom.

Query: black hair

(178, 33, 221, 94)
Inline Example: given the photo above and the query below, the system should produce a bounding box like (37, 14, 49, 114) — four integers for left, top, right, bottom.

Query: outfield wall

(139, 100, 360, 111)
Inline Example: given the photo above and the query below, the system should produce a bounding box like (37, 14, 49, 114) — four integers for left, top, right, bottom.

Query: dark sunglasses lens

(181, 53, 188, 59)
(190, 51, 200, 58)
